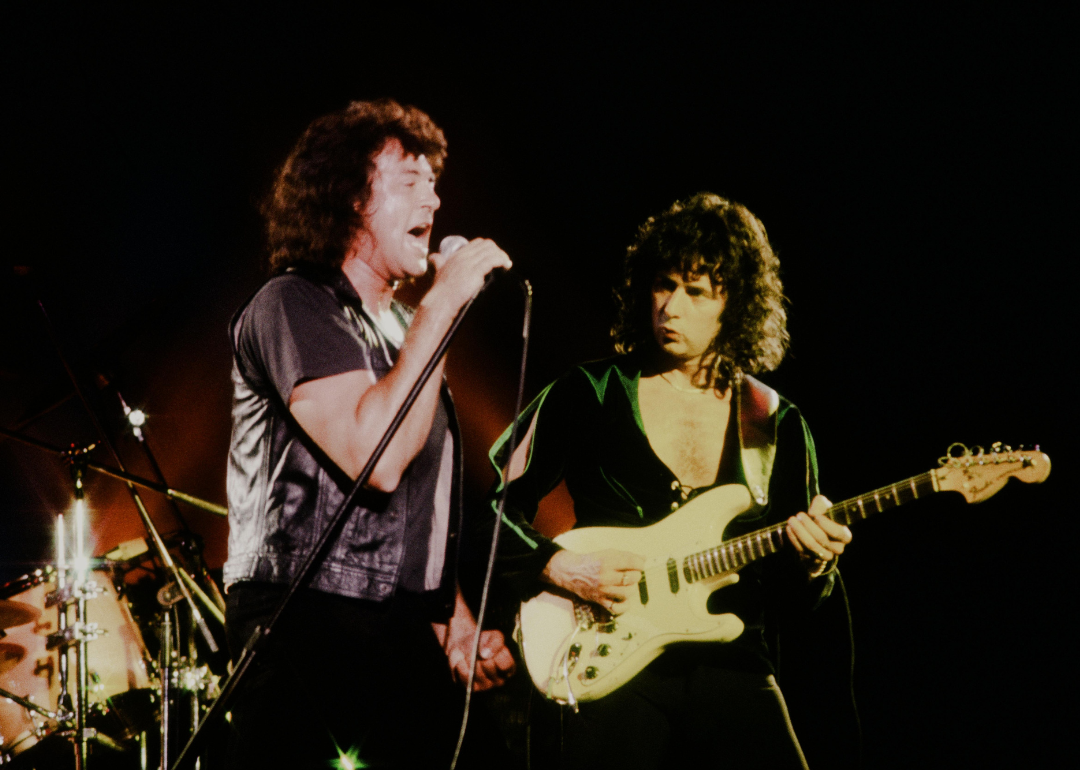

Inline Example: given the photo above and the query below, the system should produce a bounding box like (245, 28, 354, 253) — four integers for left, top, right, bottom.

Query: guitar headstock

(934, 443, 1051, 503)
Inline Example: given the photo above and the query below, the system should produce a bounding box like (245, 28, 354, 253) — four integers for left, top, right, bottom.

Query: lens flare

(329, 738, 366, 770)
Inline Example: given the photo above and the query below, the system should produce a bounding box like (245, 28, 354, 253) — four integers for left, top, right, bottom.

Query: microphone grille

(438, 235, 469, 257)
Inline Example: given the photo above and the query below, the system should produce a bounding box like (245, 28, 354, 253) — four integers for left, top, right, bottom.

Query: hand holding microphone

(426, 235, 512, 311)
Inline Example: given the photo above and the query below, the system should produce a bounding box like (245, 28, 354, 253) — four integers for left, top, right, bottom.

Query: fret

(910, 477, 919, 498)
(857, 498, 867, 519)
(890, 485, 900, 505)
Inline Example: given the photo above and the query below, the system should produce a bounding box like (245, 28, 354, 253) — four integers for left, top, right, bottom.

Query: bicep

(289, 369, 377, 477)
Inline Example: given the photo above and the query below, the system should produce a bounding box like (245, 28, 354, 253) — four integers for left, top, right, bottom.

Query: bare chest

(637, 377, 732, 489)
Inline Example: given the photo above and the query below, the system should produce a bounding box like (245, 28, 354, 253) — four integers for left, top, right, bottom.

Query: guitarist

(488, 193, 852, 769)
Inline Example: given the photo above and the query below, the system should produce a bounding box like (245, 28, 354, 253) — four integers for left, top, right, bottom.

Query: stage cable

(836, 570, 864, 768)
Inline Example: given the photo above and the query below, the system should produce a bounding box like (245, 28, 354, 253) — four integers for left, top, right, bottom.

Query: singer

(222, 98, 515, 769)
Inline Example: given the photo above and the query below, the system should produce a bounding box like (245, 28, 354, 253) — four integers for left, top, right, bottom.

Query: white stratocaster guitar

(516, 444, 1050, 706)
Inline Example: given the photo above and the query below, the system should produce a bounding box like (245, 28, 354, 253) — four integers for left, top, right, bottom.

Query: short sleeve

(234, 274, 375, 405)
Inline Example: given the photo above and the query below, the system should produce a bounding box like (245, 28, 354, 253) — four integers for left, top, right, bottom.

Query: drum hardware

(156, 581, 190, 770)
(115, 388, 227, 622)
(2, 297, 224, 661)
(2, 292, 230, 767)
(0, 686, 72, 723)
(0, 426, 228, 520)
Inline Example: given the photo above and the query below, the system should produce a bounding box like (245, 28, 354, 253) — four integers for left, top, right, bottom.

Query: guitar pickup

(667, 558, 679, 593)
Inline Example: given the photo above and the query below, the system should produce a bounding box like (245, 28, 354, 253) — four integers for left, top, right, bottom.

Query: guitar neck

(681, 471, 939, 583)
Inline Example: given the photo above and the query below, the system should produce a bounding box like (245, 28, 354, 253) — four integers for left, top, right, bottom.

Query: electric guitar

(516, 444, 1050, 706)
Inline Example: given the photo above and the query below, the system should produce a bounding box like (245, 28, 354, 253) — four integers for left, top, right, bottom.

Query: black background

(2, 5, 1075, 768)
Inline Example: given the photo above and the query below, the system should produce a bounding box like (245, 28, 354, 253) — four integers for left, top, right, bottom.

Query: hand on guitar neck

(541, 548, 646, 614)
(786, 494, 853, 578)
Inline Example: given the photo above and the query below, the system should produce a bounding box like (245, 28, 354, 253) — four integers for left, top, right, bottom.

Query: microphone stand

(170, 279, 490, 770)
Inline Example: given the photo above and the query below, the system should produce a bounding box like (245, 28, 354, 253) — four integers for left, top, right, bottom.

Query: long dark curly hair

(264, 98, 447, 275)
(612, 193, 789, 391)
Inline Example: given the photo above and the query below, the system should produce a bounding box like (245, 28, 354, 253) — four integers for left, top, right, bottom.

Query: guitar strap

(736, 373, 780, 509)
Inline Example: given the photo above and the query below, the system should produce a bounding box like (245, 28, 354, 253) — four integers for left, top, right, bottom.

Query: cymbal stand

(50, 450, 98, 770)
(156, 589, 181, 770)
(55, 504, 72, 719)
(115, 388, 226, 618)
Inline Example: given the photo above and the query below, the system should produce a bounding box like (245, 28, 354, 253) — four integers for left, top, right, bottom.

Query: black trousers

(561, 651, 809, 770)
(224, 583, 468, 770)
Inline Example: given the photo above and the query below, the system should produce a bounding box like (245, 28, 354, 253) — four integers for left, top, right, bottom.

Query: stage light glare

(330, 745, 367, 769)
(127, 408, 147, 427)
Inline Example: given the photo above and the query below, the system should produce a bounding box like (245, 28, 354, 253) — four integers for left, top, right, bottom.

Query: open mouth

(408, 223, 431, 238)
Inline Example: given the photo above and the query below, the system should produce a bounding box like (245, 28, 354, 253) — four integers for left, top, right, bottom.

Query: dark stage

(2, 6, 1075, 768)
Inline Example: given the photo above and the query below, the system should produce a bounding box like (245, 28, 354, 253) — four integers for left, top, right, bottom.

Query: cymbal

(0, 599, 40, 630)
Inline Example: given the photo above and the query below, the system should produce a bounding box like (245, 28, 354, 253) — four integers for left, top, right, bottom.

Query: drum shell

(0, 572, 154, 755)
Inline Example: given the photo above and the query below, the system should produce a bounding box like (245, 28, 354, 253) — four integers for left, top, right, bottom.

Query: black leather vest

(223, 269, 462, 614)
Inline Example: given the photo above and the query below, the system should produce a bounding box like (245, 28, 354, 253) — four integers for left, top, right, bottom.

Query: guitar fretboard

(681, 471, 939, 583)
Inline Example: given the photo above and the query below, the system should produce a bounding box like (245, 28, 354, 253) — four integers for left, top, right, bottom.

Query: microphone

(435, 234, 521, 289)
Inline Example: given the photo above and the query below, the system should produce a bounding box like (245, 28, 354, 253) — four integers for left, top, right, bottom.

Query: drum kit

(0, 492, 227, 770)
(1, 295, 230, 769)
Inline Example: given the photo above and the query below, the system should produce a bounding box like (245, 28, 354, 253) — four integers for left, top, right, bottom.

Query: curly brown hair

(612, 193, 789, 391)
(264, 98, 448, 275)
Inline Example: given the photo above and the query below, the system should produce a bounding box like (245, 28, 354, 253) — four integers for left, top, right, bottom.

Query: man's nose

(426, 186, 441, 211)
(664, 288, 688, 316)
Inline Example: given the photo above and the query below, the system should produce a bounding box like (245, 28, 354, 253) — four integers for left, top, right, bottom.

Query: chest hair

(638, 376, 732, 489)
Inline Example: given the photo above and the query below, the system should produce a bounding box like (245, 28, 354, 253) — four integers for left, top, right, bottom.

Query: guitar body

(517, 483, 755, 704)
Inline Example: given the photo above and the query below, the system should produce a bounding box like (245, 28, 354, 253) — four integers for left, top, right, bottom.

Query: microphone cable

(449, 273, 533, 770)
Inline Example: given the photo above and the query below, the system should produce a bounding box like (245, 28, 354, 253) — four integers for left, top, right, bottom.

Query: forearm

(289, 290, 458, 489)
(351, 292, 458, 487)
